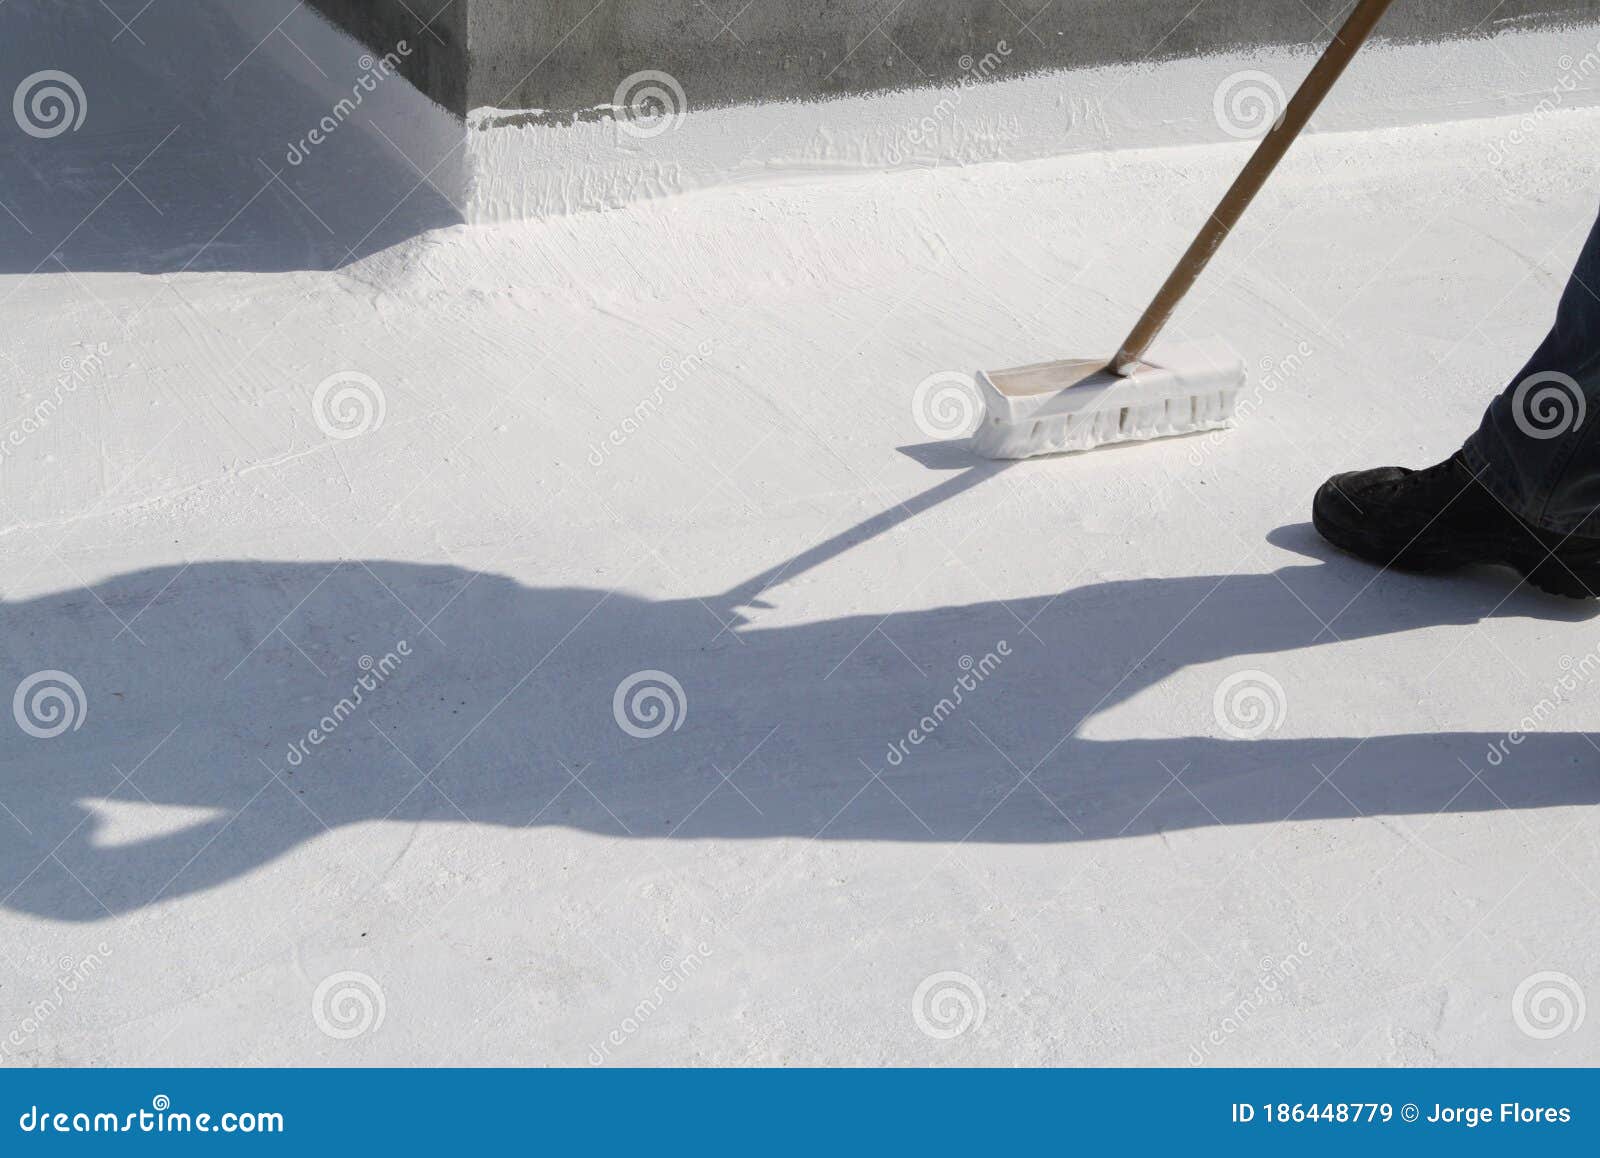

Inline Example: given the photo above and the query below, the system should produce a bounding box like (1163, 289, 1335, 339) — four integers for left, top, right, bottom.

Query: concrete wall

(306, 0, 469, 114)
(313, 0, 1600, 117)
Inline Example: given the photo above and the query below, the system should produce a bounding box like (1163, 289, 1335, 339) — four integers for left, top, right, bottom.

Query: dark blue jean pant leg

(1463, 205, 1600, 537)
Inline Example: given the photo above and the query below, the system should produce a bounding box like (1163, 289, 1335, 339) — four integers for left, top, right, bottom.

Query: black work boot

(1312, 451, 1600, 598)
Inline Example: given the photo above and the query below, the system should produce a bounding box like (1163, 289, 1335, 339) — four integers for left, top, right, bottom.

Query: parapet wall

(310, 0, 1600, 117)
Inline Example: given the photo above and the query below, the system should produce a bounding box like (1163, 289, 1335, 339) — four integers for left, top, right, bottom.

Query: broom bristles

(969, 339, 1245, 461)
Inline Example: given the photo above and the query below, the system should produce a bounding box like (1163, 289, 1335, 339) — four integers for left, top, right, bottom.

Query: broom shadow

(2, 462, 1597, 920)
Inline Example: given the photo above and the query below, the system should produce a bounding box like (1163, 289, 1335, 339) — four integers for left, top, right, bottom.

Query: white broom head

(970, 338, 1244, 460)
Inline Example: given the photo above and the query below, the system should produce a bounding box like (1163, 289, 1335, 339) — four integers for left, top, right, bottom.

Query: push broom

(972, 0, 1396, 459)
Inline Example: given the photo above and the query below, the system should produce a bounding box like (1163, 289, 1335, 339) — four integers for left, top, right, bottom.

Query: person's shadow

(4, 465, 1597, 921)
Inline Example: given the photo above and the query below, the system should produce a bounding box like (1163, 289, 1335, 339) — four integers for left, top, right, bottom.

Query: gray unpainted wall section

(309, 0, 1600, 118)
(305, 0, 469, 113)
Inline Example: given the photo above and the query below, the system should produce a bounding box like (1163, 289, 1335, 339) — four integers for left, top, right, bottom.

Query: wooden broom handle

(1113, 0, 1397, 374)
